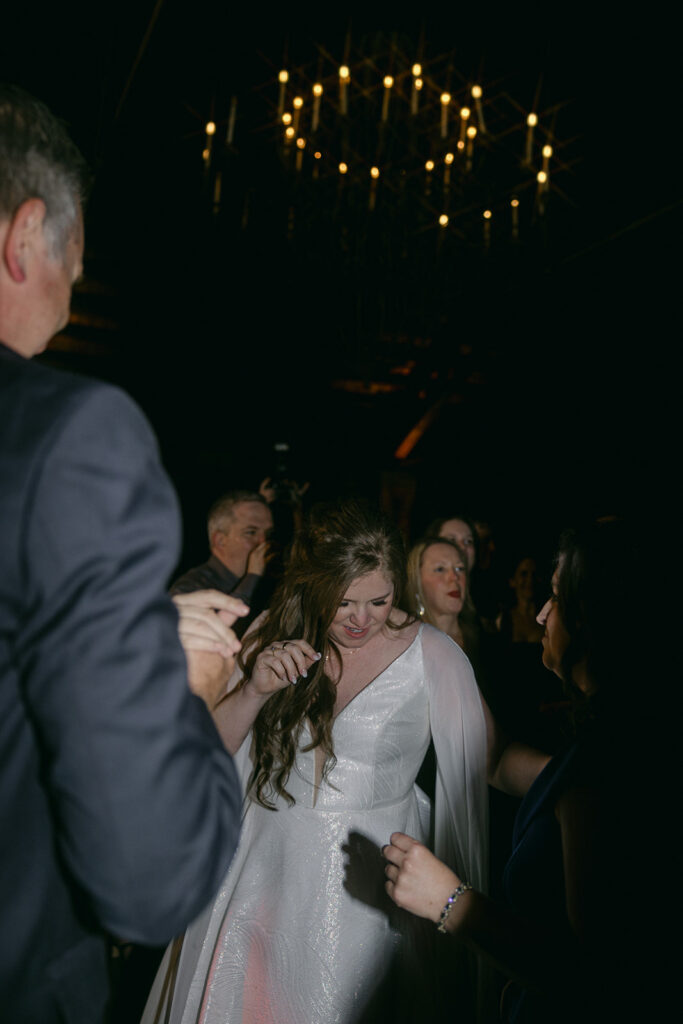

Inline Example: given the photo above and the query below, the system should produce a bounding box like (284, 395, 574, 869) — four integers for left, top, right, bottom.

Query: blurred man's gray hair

(0, 83, 88, 256)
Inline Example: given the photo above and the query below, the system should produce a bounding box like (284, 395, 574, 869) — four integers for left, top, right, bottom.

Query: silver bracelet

(437, 883, 473, 933)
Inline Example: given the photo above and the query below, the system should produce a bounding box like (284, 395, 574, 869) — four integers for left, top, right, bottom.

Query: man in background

(171, 490, 273, 633)
(0, 84, 243, 1022)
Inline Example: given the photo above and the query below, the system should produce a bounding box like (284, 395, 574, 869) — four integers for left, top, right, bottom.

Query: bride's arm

(213, 638, 321, 754)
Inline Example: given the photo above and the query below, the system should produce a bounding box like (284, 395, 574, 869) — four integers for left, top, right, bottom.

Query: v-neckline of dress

(332, 622, 424, 724)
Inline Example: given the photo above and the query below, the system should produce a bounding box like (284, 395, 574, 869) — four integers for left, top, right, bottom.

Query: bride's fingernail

(290, 676, 298, 684)
(314, 652, 322, 660)
(301, 670, 308, 678)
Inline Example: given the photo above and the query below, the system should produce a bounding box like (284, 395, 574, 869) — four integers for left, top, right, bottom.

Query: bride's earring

(416, 592, 425, 617)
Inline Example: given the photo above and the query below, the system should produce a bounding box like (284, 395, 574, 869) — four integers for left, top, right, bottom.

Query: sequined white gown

(142, 624, 488, 1024)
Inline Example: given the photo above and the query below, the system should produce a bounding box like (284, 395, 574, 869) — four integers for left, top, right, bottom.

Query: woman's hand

(383, 832, 462, 925)
(248, 639, 321, 695)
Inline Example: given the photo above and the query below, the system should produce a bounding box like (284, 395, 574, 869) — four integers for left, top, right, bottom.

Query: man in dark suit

(0, 84, 244, 1022)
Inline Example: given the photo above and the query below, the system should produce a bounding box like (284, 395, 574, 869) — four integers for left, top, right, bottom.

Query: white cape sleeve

(423, 625, 489, 893)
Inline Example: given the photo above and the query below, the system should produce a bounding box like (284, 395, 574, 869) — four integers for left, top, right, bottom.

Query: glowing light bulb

(313, 83, 323, 97)
(282, 112, 292, 125)
(339, 162, 348, 174)
(285, 126, 295, 139)
(425, 159, 435, 171)
(537, 170, 547, 184)
(467, 125, 477, 139)
(542, 144, 553, 158)
(527, 112, 538, 127)
(339, 65, 350, 80)
(412, 63, 422, 76)
(471, 85, 482, 99)
(314, 151, 322, 159)
(510, 198, 519, 207)
(444, 152, 454, 164)
(296, 137, 306, 149)
(439, 214, 449, 226)
(370, 166, 380, 179)
(460, 106, 471, 120)
(415, 78, 423, 90)
(483, 209, 492, 219)
(457, 140, 465, 150)
(383, 75, 394, 88)
(293, 96, 303, 109)
(205, 121, 216, 136)
(440, 92, 451, 106)
(279, 70, 289, 84)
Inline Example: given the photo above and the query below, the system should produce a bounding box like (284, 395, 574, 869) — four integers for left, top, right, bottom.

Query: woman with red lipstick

(405, 536, 480, 659)
(143, 500, 538, 1024)
(383, 519, 653, 1023)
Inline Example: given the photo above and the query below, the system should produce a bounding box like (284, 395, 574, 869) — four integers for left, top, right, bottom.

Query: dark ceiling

(2, 5, 678, 564)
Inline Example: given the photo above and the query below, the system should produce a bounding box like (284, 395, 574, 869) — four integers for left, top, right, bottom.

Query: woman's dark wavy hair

(237, 499, 408, 808)
(555, 518, 640, 721)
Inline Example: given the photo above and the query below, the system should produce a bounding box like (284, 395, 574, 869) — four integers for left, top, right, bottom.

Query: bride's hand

(383, 832, 462, 924)
(248, 639, 321, 695)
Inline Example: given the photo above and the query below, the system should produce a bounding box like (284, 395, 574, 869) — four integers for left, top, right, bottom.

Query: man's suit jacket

(0, 343, 242, 1023)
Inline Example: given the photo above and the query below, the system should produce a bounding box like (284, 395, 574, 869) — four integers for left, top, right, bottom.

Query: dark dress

(501, 740, 585, 1023)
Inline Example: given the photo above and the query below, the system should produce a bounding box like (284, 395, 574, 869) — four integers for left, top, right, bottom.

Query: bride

(144, 500, 543, 1024)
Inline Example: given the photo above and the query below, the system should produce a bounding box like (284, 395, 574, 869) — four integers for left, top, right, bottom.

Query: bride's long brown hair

(237, 499, 408, 808)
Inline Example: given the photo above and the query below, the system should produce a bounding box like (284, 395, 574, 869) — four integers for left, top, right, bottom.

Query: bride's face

(329, 569, 394, 648)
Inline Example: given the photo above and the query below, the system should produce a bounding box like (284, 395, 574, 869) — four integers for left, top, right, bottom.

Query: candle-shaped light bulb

(282, 112, 292, 125)
(459, 106, 470, 143)
(440, 92, 451, 139)
(295, 137, 305, 171)
(382, 75, 394, 122)
(467, 125, 477, 139)
(339, 66, 350, 115)
(339, 161, 348, 174)
(537, 170, 547, 184)
(292, 96, 303, 133)
(285, 126, 295, 139)
(439, 214, 449, 227)
(510, 196, 520, 238)
(541, 143, 553, 175)
(205, 121, 216, 136)
(296, 137, 305, 148)
(444, 152, 454, 164)
(369, 166, 379, 210)
(525, 112, 537, 164)
(471, 83, 486, 133)
(425, 159, 435, 172)
(277, 70, 288, 118)
(412, 63, 422, 77)
(312, 83, 323, 132)
(483, 209, 492, 248)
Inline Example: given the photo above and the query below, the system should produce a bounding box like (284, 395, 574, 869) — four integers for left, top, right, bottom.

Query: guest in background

(426, 514, 478, 574)
(171, 490, 273, 634)
(405, 536, 480, 665)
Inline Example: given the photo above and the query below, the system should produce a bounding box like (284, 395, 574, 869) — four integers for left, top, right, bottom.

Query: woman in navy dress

(383, 519, 656, 1022)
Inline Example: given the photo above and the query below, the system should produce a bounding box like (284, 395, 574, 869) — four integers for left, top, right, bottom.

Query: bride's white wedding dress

(142, 624, 488, 1024)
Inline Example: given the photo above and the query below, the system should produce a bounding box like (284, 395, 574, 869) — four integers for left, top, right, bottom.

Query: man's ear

(3, 198, 47, 283)
(210, 530, 225, 556)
